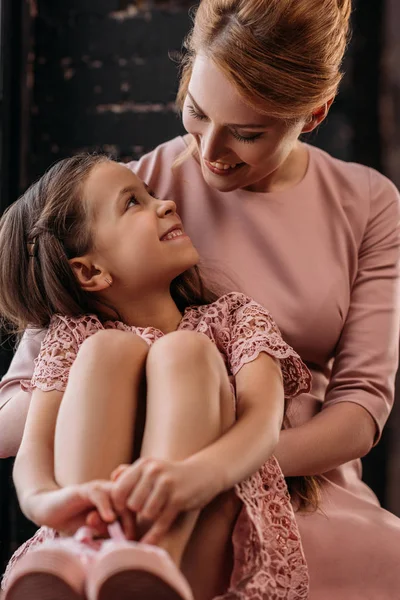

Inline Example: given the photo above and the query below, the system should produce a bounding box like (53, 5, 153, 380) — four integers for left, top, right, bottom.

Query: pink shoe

(86, 522, 194, 600)
(1, 546, 85, 600)
(2, 527, 100, 600)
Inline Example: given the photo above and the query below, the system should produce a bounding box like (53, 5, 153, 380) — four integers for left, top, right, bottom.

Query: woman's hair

(177, 0, 352, 119)
(0, 153, 219, 332)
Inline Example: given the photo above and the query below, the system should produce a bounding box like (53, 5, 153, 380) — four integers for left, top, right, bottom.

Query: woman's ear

(301, 98, 334, 133)
(69, 256, 111, 292)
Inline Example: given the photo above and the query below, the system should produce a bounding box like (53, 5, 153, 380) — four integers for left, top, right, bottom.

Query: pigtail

(35, 229, 87, 321)
(0, 198, 40, 332)
(0, 153, 109, 331)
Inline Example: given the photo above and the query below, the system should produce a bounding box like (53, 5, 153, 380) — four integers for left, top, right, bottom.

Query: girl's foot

(86, 522, 194, 600)
(1, 526, 101, 600)
(1, 545, 86, 600)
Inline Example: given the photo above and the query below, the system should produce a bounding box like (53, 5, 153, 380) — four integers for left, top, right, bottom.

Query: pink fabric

(23, 293, 310, 399)
(1, 136, 400, 597)
(5, 293, 311, 599)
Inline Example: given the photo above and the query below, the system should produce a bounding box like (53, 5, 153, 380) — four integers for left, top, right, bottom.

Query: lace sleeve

(226, 293, 312, 398)
(21, 315, 102, 393)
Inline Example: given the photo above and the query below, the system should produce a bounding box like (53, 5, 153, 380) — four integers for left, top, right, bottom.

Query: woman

(1, 0, 400, 598)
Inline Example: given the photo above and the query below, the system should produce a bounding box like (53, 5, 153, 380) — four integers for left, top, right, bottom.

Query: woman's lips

(204, 159, 245, 176)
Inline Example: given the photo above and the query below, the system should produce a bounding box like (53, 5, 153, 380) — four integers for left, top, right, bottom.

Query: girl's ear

(69, 256, 111, 292)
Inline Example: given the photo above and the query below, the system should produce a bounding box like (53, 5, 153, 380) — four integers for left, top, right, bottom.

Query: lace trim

(216, 457, 309, 600)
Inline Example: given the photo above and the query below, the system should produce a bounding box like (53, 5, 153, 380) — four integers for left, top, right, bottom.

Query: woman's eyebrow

(187, 90, 269, 129)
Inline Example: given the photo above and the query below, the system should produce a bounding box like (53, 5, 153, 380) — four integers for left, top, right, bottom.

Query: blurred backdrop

(0, 0, 399, 575)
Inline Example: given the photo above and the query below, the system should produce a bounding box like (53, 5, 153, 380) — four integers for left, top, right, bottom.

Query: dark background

(1, 0, 399, 575)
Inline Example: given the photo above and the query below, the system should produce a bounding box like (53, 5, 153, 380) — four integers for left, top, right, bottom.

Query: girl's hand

(24, 480, 116, 535)
(111, 457, 223, 545)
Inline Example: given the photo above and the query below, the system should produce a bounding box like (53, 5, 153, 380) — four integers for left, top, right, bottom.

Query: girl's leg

(54, 330, 149, 486)
(142, 331, 241, 599)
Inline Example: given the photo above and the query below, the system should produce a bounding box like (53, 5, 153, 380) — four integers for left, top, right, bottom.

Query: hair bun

(337, 0, 351, 21)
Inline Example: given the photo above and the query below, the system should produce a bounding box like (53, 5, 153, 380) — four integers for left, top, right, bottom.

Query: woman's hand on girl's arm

(274, 402, 376, 477)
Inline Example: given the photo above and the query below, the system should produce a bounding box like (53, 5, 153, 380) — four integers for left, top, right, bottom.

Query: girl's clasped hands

(27, 456, 222, 545)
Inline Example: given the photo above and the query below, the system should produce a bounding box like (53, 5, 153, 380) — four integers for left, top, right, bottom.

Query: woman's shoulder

(308, 143, 399, 208)
(123, 136, 187, 184)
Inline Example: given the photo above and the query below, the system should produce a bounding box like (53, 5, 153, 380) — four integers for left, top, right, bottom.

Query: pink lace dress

(4, 292, 312, 599)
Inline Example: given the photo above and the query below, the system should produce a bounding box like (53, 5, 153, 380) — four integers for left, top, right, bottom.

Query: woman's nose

(201, 125, 225, 162)
(156, 199, 177, 217)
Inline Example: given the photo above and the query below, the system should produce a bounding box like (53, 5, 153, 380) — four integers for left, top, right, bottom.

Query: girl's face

(82, 161, 199, 296)
(182, 54, 308, 193)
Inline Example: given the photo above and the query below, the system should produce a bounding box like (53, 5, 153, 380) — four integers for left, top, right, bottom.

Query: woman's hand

(23, 480, 116, 535)
(111, 457, 223, 544)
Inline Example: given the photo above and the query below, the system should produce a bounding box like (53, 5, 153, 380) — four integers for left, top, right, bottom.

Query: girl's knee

(148, 330, 221, 371)
(75, 329, 149, 367)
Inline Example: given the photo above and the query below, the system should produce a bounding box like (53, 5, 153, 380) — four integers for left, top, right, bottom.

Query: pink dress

(1, 136, 400, 598)
(2, 293, 312, 599)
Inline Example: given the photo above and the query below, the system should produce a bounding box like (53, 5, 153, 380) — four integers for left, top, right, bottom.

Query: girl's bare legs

(143, 331, 241, 599)
(54, 330, 148, 485)
(54, 328, 240, 599)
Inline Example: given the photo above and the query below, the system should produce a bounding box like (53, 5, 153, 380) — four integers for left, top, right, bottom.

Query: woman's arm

(0, 328, 44, 457)
(275, 402, 376, 476)
(277, 168, 400, 477)
(0, 389, 31, 458)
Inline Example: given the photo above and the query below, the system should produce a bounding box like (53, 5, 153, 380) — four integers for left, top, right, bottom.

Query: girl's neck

(104, 290, 183, 333)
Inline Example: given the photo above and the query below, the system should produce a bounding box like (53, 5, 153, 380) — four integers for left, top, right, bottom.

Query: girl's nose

(156, 199, 177, 217)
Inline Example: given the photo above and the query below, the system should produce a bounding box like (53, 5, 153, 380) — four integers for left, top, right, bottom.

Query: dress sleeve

(22, 315, 102, 393)
(225, 293, 312, 398)
(0, 329, 45, 409)
(324, 169, 400, 444)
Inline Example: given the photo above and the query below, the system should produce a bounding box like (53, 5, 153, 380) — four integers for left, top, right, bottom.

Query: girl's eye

(187, 105, 207, 121)
(126, 195, 138, 209)
(231, 130, 263, 144)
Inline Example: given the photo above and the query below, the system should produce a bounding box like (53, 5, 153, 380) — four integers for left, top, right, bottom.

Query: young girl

(0, 154, 311, 600)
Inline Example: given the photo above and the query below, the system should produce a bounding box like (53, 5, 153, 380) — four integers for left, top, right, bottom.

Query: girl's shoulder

(47, 313, 104, 343)
(185, 292, 270, 323)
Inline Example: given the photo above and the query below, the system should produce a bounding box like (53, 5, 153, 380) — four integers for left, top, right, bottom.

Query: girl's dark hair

(0, 153, 219, 332)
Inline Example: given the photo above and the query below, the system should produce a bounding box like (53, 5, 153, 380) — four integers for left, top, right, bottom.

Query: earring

(104, 277, 112, 287)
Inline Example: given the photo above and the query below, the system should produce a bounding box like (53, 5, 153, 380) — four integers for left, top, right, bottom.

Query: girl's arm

(186, 352, 284, 489)
(13, 388, 63, 516)
(14, 387, 116, 533)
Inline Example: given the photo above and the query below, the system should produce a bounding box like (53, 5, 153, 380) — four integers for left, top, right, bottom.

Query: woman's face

(182, 54, 307, 193)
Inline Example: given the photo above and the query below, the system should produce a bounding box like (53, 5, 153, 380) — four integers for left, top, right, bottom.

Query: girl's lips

(160, 228, 189, 242)
(204, 159, 245, 176)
